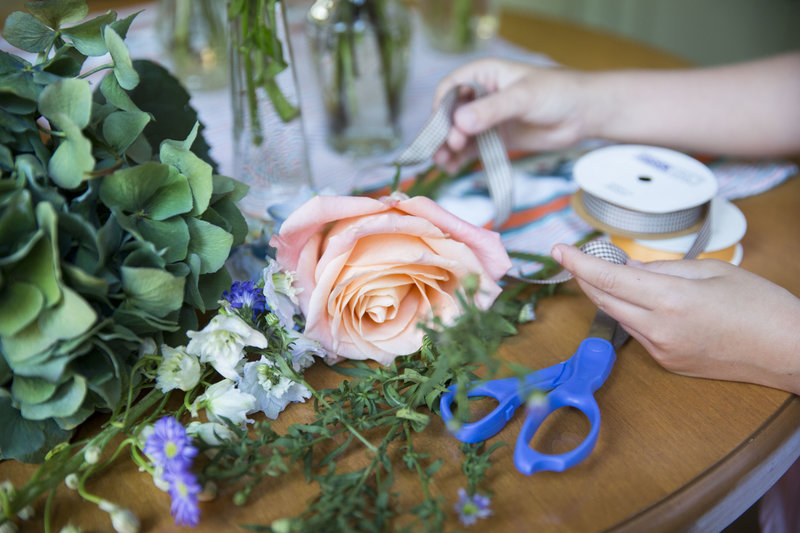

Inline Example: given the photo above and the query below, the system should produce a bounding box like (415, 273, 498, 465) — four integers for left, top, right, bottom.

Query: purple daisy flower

(454, 488, 492, 526)
(222, 280, 267, 321)
(163, 468, 202, 527)
(144, 416, 198, 472)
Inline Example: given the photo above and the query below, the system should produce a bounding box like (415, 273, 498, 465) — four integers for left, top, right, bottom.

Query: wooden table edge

(611, 394, 800, 532)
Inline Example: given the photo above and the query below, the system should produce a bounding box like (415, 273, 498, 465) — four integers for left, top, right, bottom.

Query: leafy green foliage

(204, 282, 545, 531)
(0, 1, 247, 462)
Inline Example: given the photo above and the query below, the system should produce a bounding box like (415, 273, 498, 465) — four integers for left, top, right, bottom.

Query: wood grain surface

(2, 4, 799, 532)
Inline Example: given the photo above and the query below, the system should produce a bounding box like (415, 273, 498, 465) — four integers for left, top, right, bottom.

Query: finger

(573, 277, 651, 322)
(635, 257, 731, 280)
(452, 84, 529, 136)
(432, 58, 505, 107)
(552, 244, 677, 309)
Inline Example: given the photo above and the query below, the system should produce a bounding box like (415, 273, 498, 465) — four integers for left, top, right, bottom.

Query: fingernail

(551, 245, 563, 264)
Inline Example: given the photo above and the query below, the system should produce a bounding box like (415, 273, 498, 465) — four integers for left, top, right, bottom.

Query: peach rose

(270, 192, 511, 365)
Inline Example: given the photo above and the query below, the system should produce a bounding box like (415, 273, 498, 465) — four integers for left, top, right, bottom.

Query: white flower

(262, 259, 302, 330)
(286, 329, 325, 371)
(59, 524, 83, 533)
(150, 466, 170, 492)
(109, 507, 139, 533)
(138, 337, 157, 359)
(186, 421, 238, 446)
(65, 473, 79, 490)
(84, 445, 101, 465)
(0, 522, 18, 533)
(186, 313, 268, 381)
(239, 357, 311, 419)
(191, 379, 255, 427)
(155, 345, 202, 393)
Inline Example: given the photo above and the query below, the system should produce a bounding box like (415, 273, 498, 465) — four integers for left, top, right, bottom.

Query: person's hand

(551, 244, 800, 394)
(432, 59, 595, 172)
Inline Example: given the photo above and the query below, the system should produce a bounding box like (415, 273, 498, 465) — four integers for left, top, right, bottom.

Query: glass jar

(228, 0, 313, 221)
(418, 0, 498, 54)
(305, 0, 412, 157)
(155, 0, 229, 90)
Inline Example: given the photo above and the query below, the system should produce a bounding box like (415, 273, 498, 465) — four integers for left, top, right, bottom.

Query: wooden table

(3, 4, 800, 533)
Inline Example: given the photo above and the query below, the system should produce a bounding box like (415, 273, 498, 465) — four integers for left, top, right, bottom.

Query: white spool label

(573, 145, 718, 213)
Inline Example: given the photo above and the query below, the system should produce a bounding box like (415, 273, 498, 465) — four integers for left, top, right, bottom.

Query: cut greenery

(0, 0, 247, 462)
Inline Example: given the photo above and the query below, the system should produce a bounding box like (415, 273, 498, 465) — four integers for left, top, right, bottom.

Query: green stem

(297, 376, 378, 454)
(6, 388, 165, 520)
(78, 63, 115, 79)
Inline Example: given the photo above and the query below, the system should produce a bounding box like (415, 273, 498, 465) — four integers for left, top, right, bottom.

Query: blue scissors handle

(439, 362, 569, 443)
(514, 337, 616, 474)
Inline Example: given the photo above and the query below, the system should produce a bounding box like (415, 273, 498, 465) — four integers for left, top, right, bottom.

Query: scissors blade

(586, 308, 629, 350)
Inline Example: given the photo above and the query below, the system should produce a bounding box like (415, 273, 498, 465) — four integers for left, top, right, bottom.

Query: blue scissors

(439, 308, 626, 475)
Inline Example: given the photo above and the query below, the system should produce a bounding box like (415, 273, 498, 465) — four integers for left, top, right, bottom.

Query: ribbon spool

(572, 145, 745, 264)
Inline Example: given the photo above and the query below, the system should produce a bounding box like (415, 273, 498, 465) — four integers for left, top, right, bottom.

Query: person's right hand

(432, 59, 595, 172)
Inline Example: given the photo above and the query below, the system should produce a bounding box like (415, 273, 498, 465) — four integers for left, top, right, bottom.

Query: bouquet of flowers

(0, 2, 552, 532)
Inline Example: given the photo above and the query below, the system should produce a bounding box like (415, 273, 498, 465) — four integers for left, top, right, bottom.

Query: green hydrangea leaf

(10, 237, 61, 307)
(0, 106, 35, 133)
(0, 282, 44, 337)
(182, 253, 203, 310)
(104, 25, 138, 90)
(1, 319, 56, 368)
(125, 133, 152, 164)
(11, 374, 58, 405)
(20, 375, 87, 420)
(198, 265, 232, 311)
(38, 44, 85, 78)
(98, 71, 141, 113)
(0, 389, 46, 462)
(211, 173, 249, 202)
(100, 162, 166, 213)
(160, 124, 213, 215)
(38, 77, 92, 129)
(137, 216, 190, 264)
(109, 10, 140, 40)
(47, 113, 95, 189)
(186, 218, 233, 274)
(1, 12, 56, 53)
(208, 197, 248, 246)
(0, 189, 37, 259)
(128, 60, 215, 169)
(102, 110, 151, 154)
(121, 266, 186, 317)
(99, 162, 193, 220)
(26, 0, 89, 28)
(147, 165, 194, 220)
(0, 356, 10, 386)
(121, 239, 165, 269)
(38, 286, 97, 343)
(62, 263, 109, 301)
(61, 11, 117, 56)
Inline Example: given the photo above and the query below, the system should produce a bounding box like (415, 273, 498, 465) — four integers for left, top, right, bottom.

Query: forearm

(582, 52, 800, 157)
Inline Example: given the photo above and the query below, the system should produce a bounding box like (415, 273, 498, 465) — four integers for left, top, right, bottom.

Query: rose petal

(395, 195, 512, 279)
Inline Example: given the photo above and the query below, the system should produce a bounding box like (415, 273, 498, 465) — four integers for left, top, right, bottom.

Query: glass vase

(418, 0, 498, 54)
(155, 0, 229, 90)
(305, 0, 412, 157)
(228, 0, 313, 221)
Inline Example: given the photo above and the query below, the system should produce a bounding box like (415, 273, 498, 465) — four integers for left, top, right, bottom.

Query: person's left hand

(551, 243, 800, 394)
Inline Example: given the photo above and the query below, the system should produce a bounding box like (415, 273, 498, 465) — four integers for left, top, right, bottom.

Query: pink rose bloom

(270, 193, 511, 365)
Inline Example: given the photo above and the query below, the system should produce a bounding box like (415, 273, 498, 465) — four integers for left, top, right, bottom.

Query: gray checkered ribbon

(519, 208, 712, 285)
(393, 82, 513, 227)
